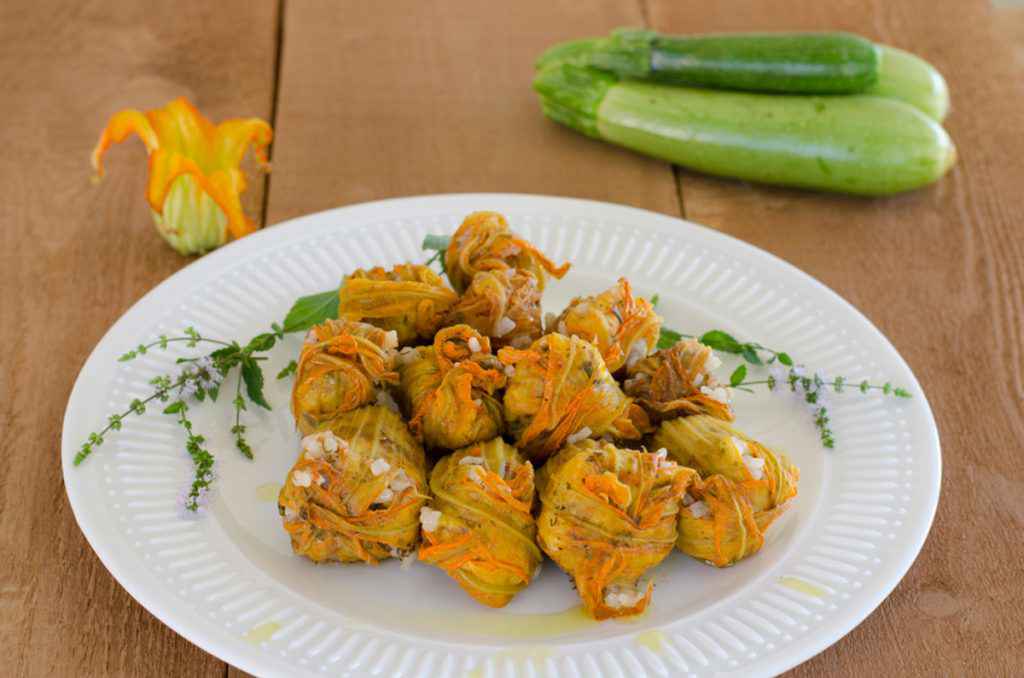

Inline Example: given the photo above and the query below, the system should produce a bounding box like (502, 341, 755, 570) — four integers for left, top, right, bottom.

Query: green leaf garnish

(277, 360, 298, 380)
(698, 330, 743, 353)
(282, 289, 340, 333)
(422, 233, 451, 274)
(245, 332, 277, 353)
(657, 327, 683, 349)
(730, 364, 747, 386)
(241, 357, 271, 410)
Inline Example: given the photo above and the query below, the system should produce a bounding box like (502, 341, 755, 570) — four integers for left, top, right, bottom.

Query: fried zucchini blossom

(554, 278, 660, 373)
(278, 406, 428, 564)
(624, 338, 734, 422)
(292, 320, 400, 435)
(444, 269, 543, 348)
(676, 474, 788, 567)
(339, 264, 459, 345)
(398, 325, 506, 450)
(418, 438, 542, 608)
(444, 211, 570, 294)
(499, 333, 648, 461)
(652, 414, 799, 566)
(536, 440, 697, 619)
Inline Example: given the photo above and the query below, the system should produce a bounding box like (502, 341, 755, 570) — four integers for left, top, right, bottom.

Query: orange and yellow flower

(92, 97, 272, 255)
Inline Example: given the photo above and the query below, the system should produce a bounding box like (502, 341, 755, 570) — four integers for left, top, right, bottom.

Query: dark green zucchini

(536, 29, 880, 94)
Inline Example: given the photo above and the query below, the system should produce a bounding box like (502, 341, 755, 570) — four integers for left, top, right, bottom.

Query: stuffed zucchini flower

(398, 325, 506, 450)
(339, 264, 459, 345)
(444, 269, 543, 348)
(651, 414, 798, 513)
(418, 438, 542, 607)
(499, 333, 647, 461)
(292, 320, 399, 435)
(536, 440, 697, 619)
(278, 406, 428, 564)
(444, 211, 570, 293)
(91, 97, 272, 255)
(652, 414, 799, 566)
(553, 278, 660, 373)
(676, 474, 789, 567)
(624, 338, 734, 422)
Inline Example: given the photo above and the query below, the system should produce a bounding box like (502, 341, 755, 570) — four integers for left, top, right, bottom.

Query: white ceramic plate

(62, 194, 940, 678)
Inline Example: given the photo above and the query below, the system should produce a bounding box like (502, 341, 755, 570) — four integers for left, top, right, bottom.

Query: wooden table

(3, 1, 1021, 675)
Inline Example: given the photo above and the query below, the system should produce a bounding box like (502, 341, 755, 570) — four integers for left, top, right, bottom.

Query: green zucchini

(536, 29, 879, 94)
(866, 45, 949, 122)
(534, 64, 955, 196)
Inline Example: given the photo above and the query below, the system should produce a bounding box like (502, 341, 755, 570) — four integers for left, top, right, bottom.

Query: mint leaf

(730, 364, 747, 386)
(740, 345, 762, 365)
(422, 234, 451, 252)
(699, 330, 742, 354)
(245, 333, 276, 353)
(283, 289, 340, 333)
(277, 360, 298, 380)
(657, 327, 683, 349)
(163, 401, 185, 415)
(241, 358, 271, 410)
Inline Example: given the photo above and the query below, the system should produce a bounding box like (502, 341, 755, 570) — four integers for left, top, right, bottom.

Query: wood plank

(264, 0, 679, 225)
(645, 1, 1024, 675)
(0, 1, 279, 675)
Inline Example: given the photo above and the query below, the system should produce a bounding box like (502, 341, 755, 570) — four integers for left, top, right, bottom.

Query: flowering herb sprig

(664, 327, 913, 449)
(75, 324, 287, 510)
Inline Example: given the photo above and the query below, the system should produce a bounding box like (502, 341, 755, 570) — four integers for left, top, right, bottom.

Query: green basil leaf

(777, 352, 794, 366)
(241, 358, 272, 410)
(729, 364, 747, 387)
(282, 289, 340, 333)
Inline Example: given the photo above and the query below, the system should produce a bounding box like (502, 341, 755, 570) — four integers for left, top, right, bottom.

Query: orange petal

(146, 151, 256, 238)
(145, 97, 218, 169)
(91, 109, 159, 176)
(214, 118, 273, 170)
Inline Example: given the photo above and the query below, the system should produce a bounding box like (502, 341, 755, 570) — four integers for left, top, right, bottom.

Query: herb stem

(73, 373, 191, 465)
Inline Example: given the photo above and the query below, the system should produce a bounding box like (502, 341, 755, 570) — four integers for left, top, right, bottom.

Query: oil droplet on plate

(635, 629, 665, 653)
(778, 576, 827, 598)
(255, 482, 282, 502)
(244, 620, 281, 644)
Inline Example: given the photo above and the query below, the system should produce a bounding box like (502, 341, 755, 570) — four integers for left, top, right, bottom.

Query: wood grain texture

(646, 0, 1024, 675)
(9, 0, 1022, 675)
(263, 0, 679, 225)
(0, 1, 279, 675)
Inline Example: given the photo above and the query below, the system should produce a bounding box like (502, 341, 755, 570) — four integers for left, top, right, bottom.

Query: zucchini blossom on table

(652, 414, 799, 566)
(536, 439, 697, 619)
(339, 264, 459, 345)
(418, 438, 542, 608)
(444, 211, 570, 293)
(278, 406, 428, 565)
(444, 269, 543, 348)
(624, 338, 734, 422)
(398, 325, 506, 450)
(291, 319, 399, 435)
(499, 333, 648, 461)
(91, 97, 272, 255)
(553, 277, 661, 373)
